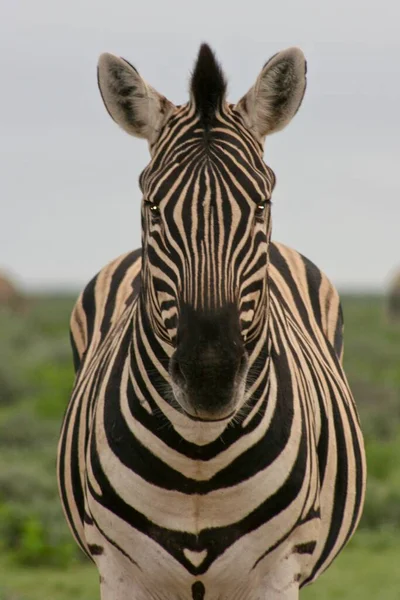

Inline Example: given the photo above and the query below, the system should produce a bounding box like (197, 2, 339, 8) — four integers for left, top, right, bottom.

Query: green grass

(0, 556, 98, 600)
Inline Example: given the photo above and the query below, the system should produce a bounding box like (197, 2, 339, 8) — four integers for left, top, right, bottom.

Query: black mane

(190, 44, 227, 130)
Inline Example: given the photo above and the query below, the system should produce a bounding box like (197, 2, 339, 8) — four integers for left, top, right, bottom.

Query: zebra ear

(235, 47, 307, 140)
(97, 53, 175, 143)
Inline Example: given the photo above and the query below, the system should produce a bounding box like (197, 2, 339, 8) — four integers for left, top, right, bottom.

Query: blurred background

(1, 0, 399, 598)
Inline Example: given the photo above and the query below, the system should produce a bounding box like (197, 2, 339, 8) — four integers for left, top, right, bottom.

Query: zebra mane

(190, 43, 227, 130)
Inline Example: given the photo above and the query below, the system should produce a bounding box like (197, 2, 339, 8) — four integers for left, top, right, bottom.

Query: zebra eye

(148, 203, 160, 217)
(255, 201, 268, 216)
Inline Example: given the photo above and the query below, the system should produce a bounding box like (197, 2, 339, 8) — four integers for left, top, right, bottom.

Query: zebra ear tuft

(235, 47, 307, 140)
(190, 43, 227, 129)
(97, 53, 175, 143)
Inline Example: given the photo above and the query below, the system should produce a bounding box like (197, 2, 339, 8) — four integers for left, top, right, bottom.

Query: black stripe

(301, 253, 322, 330)
(100, 251, 140, 340)
(81, 273, 97, 346)
(84, 512, 94, 525)
(269, 245, 319, 348)
(333, 303, 344, 358)
(88, 544, 104, 556)
(57, 402, 88, 557)
(70, 329, 81, 373)
(293, 541, 316, 555)
(191, 582, 205, 600)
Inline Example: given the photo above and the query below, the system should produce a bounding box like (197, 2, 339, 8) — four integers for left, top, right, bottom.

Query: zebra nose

(170, 356, 187, 386)
(170, 343, 246, 390)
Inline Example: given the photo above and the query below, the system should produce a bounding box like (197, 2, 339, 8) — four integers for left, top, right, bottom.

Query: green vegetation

(0, 555, 98, 600)
(0, 293, 399, 598)
(0, 297, 78, 569)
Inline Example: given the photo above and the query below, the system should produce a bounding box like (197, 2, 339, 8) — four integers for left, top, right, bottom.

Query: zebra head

(97, 44, 306, 421)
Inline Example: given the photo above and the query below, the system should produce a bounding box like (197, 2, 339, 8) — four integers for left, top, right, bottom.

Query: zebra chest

(93, 427, 266, 535)
(86, 447, 312, 600)
(89, 418, 311, 567)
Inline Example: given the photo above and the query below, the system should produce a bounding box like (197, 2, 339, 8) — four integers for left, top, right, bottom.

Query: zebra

(57, 44, 366, 599)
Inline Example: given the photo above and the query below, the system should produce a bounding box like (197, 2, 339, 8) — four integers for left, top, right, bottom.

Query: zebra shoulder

(269, 241, 344, 361)
(69, 249, 142, 373)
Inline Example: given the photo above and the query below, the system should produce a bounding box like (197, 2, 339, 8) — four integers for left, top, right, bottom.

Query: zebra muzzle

(169, 343, 248, 420)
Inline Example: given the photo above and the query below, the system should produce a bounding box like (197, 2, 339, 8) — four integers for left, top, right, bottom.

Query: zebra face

(98, 43, 307, 419)
(139, 103, 274, 340)
(138, 104, 275, 420)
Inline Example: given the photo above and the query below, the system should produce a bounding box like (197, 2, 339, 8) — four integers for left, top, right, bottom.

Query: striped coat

(58, 44, 365, 600)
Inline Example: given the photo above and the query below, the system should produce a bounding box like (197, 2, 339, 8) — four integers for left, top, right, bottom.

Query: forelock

(190, 43, 227, 130)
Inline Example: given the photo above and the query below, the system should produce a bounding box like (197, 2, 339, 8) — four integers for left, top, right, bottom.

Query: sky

(1, 0, 399, 292)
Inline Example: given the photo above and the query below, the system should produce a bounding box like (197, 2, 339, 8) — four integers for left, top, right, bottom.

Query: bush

(351, 380, 400, 440)
(0, 296, 80, 567)
(27, 361, 73, 420)
(0, 458, 80, 566)
(0, 365, 23, 407)
(0, 413, 57, 450)
(0, 302, 73, 413)
(361, 478, 400, 530)
(0, 503, 77, 567)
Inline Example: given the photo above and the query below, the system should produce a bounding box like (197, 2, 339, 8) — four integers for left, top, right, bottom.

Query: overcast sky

(1, 0, 399, 292)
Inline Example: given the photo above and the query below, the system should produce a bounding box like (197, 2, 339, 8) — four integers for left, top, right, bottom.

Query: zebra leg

(84, 518, 140, 600)
(99, 568, 136, 600)
(95, 543, 140, 600)
(260, 553, 301, 600)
